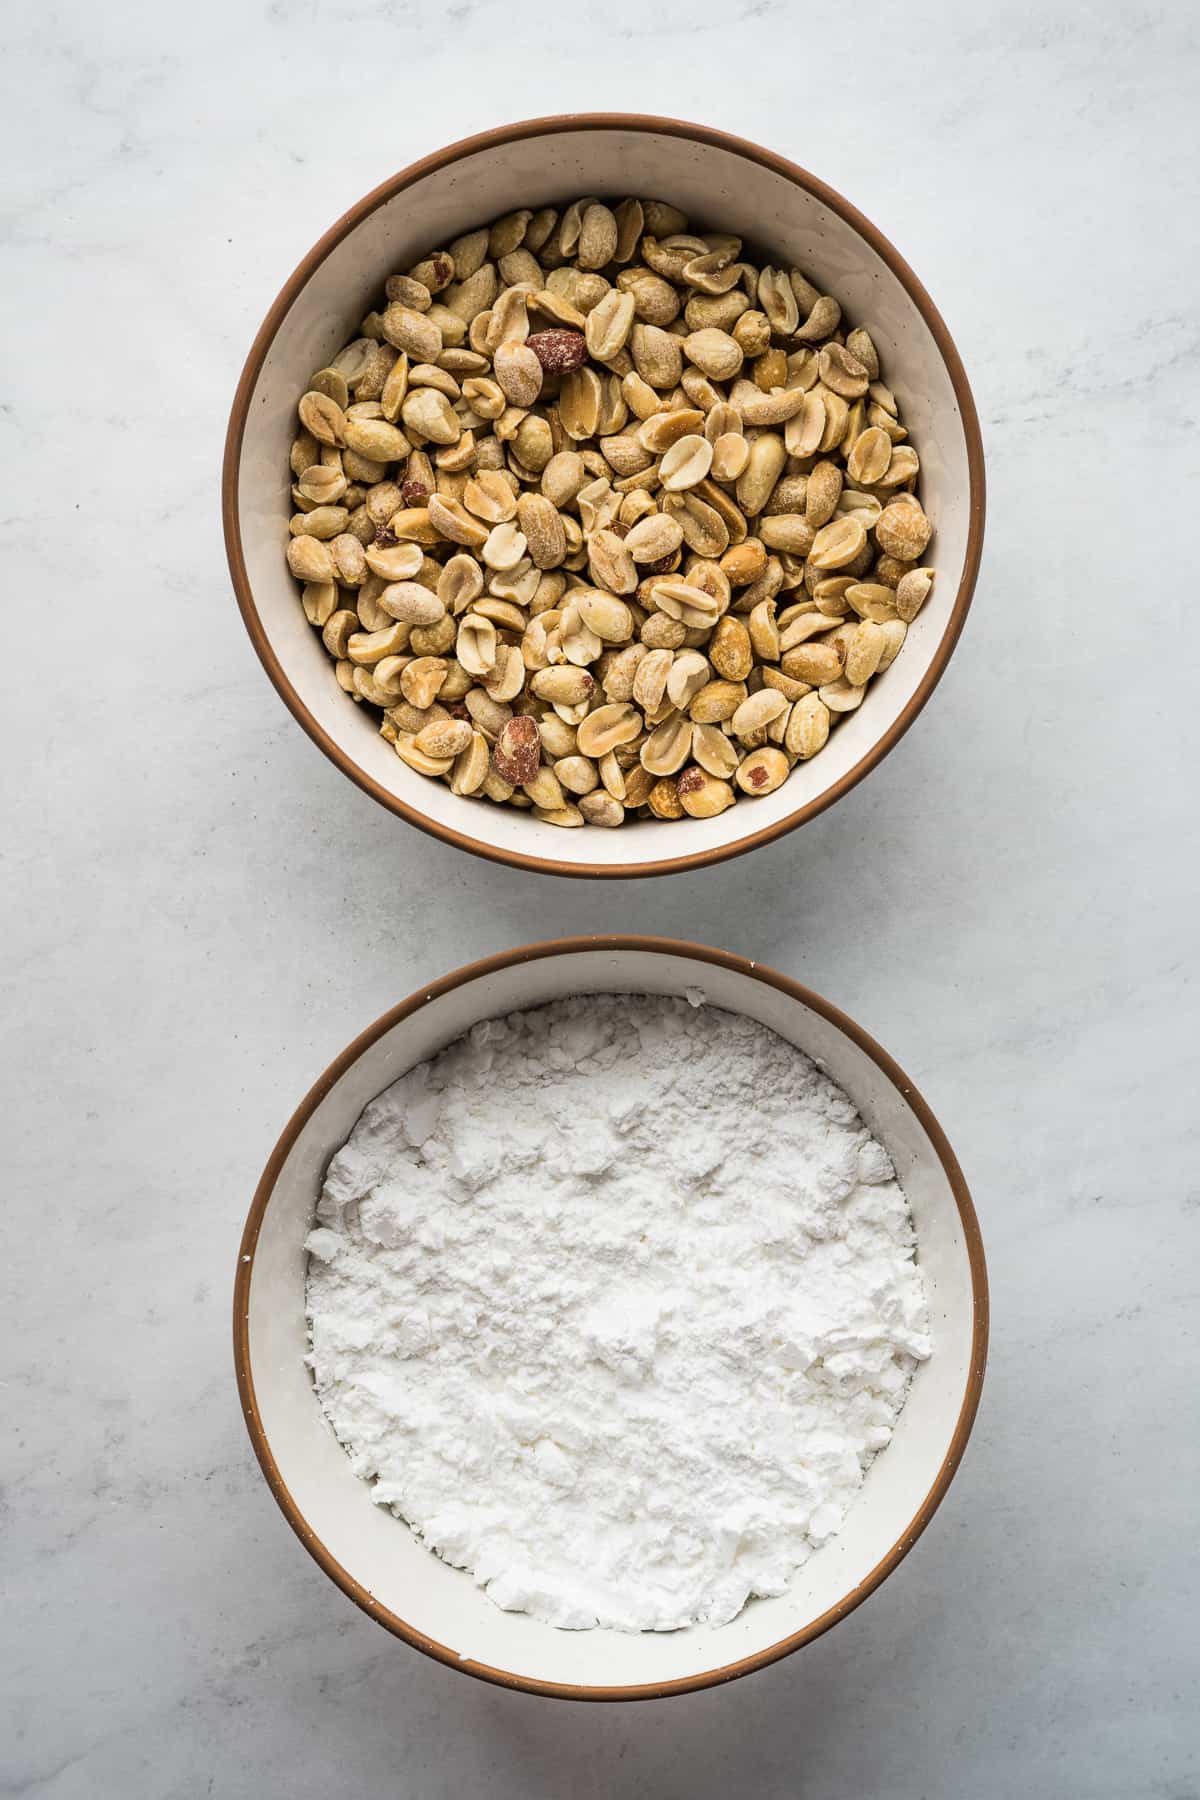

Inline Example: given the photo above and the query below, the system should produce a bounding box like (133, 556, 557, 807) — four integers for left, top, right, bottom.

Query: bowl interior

(242, 946, 981, 1694)
(231, 122, 978, 873)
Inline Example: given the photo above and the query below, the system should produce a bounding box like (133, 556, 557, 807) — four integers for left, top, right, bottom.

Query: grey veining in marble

(2, 1, 1199, 1794)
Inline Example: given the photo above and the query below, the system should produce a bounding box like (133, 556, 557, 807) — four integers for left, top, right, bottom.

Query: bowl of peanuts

(224, 116, 985, 878)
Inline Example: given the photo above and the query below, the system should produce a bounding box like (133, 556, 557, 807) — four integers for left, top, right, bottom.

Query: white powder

(306, 994, 931, 1633)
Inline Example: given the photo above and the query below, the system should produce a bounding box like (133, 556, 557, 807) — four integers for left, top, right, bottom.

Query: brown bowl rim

(222, 112, 986, 881)
(233, 934, 989, 1701)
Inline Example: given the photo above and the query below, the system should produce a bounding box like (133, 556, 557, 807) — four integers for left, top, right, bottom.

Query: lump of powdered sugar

(305, 993, 931, 1633)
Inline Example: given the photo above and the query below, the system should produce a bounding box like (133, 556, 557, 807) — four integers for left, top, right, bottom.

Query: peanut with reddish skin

(492, 714, 541, 786)
(527, 329, 587, 373)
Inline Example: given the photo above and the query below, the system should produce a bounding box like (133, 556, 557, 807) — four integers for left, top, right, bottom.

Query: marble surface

(3, 2, 1198, 1794)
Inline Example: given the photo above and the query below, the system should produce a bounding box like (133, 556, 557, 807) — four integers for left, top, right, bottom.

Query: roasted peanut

(735, 747, 789, 795)
(677, 766, 735, 817)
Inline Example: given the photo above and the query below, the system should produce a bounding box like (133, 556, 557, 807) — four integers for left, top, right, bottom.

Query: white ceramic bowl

(234, 938, 987, 1699)
(223, 115, 985, 880)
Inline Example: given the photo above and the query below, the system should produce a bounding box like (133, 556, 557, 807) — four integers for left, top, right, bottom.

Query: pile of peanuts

(285, 196, 934, 828)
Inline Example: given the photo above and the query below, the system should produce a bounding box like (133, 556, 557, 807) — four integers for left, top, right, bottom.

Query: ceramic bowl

(234, 937, 987, 1699)
(223, 115, 985, 880)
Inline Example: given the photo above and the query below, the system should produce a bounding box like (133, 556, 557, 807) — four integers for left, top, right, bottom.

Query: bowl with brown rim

(223, 116, 985, 879)
(234, 936, 988, 1699)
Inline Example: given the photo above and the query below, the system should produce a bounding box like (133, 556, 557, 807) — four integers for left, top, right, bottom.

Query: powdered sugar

(305, 994, 931, 1633)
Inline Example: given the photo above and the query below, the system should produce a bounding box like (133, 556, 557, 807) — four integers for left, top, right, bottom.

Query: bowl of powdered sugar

(235, 937, 986, 1698)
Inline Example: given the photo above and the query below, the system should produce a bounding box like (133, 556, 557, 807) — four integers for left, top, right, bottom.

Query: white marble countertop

(4, 2, 1198, 1794)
